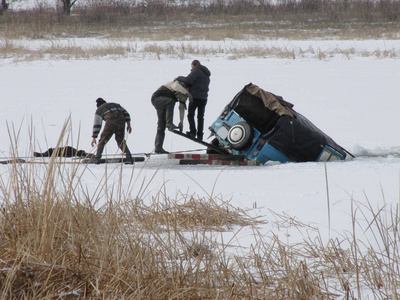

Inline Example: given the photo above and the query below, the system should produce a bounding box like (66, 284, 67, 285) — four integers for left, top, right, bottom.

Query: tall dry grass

(1, 38, 398, 62)
(0, 0, 399, 62)
(1, 0, 399, 40)
(1, 126, 400, 298)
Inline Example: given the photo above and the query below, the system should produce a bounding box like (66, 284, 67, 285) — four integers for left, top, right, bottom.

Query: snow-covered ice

(2, 51, 400, 237)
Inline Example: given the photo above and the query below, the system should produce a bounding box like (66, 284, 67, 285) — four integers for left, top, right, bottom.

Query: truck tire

(227, 122, 253, 150)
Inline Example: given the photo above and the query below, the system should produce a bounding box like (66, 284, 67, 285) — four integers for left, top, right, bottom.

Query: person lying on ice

(151, 80, 192, 154)
(34, 146, 93, 158)
(91, 98, 134, 164)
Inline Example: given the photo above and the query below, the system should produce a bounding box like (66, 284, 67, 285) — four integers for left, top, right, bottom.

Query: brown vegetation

(1, 154, 400, 298)
(0, 124, 400, 298)
(0, 0, 399, 40)
(0, 0, 399, 62)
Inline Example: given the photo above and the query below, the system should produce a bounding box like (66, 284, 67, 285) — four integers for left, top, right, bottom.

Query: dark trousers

(187, 98, 207, 139)
(98, 111, 126, 150)
(152, 96, 176, 151)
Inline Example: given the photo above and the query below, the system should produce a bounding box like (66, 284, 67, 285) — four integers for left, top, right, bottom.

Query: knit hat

(96, 97, 106, 107)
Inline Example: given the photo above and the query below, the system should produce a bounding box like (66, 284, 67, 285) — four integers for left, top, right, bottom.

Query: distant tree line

(61, 0, 78, 15)
(1, 0, 399, 22)
(0, 0, 77, 15)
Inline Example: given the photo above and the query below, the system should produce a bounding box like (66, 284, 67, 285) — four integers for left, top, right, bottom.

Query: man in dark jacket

(176, 60, 211, 141)
(91, 98, 134, 164)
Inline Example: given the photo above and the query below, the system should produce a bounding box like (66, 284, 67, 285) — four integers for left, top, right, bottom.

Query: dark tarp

(264, 114, 346, 162)
(227, 83, 347, 162)
(227, 83, 295, 134)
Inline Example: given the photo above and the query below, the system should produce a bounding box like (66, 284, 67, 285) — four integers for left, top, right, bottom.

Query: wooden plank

(81, 156, 145, 164)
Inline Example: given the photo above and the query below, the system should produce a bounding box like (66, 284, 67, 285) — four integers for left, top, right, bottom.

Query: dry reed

(0, 0, 400, 40)
(1, 38, 398, 63)
(1, 124, 400, 298)
(0, 0, 399, 62)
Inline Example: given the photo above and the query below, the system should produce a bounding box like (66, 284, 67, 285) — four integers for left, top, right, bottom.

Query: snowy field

(1, 39, 400, 234)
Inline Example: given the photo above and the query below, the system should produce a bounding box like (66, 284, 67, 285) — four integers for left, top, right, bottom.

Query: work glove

(178, 122, 183, 132)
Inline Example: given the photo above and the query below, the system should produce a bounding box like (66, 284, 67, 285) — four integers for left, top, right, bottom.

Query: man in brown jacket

(91, 98, 134, 164)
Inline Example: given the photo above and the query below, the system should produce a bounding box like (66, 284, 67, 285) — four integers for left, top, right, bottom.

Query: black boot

(154, 148, 169, 154)
(186, 131, 196, 139)
(124, 146, 134, 164)
(92, 146, 104, 164)
(155, 131, 165, 153)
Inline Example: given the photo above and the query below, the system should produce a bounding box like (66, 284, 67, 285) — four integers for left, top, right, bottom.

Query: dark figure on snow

(91, 98, 133, 164)
(34, 146, 93, 158)
(175, 59, 211, 141)
(151, 81, 192, 154)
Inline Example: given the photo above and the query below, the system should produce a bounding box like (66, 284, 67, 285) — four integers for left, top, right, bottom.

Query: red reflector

(257, 140, 266, 151)
(192, 154, 201, 160)
(220, 111, 228, 120)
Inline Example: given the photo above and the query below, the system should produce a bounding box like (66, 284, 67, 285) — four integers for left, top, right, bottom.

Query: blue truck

(208, 83, 352, 164)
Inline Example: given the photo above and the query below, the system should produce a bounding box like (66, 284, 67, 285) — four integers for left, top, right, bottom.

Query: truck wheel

(227, 122, 253, 150)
